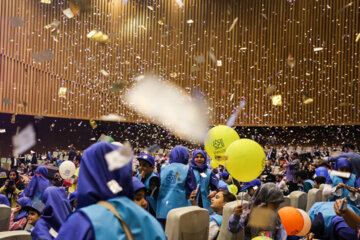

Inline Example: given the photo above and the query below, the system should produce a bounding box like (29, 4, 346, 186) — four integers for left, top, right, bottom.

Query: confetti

(58, 87, 67, 98)
(32, 50, 55, 63)
(9, 17, 24, 28)
(125, 75, 208, 143)
(287, 54, 295, 68)
(147, 6, 154, 11)
(175, 0, 184, 8)
(217, 60, 222, 67)
(100, 114, 124, 122)
(147, 144, 160, 153)
(63, 8, 74, 19)
(239, 47, 247, 51)
(313, 47, 323, 52)
(11, 115, 16, 124)
(226, 102, 245, 127)
(2, 98, 11, 105)
(40, 0, 51, 3)
(265, 85, 276, 95)
(107, 180, 123, 194)
(271, 95, 282, 106)
(186, 19, 194, 24)
(194, 55, 205, 64)
(105, 141, 132, 171)
(34, 115, 44, 120)
(356, 33, 360, 43)
(226, 17, 238, 33)
(87, 30, 110, 44)
(190, 66, 201, 72)
(140, 25, 147, 30)
(170, 72, 177, 78)
(100, 70, 109, 77)
(158, 17, 165, 26)
(109, 82, 127, 92)
(208, 51, 217, 63)
(89, 118, 97, 129)
(12, 124, 36, 156)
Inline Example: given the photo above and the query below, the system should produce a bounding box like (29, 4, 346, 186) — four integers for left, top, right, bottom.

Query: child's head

(314, 176, 326, 189)
(252, 183, 284, 211)
(138, 154, 155, 179)
(242, 179, 261, 197)
(191, 150, 206, 166)
(27, 209, 41, 225)
(132, 177, 148, 210)
(296, 170, 309, 183)
(210, 190, 236, 214)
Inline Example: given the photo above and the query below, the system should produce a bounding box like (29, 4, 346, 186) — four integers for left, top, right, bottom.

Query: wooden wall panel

(0, 0, 359, 126)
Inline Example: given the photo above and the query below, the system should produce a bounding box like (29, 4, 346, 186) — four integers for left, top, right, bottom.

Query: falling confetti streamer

(63, 8, 74, 19)
(175, 0, 184, 8)
(226, 17, 238, 32)
(313, 47, 323, 52)
(40, 0, 51, 3)
(356, 33, 360, 42)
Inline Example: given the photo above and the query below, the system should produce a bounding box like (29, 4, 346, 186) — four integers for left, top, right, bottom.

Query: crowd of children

(0, 142, 360, 239)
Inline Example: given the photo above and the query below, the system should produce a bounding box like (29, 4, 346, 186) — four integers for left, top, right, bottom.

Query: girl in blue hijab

(23, 166, 50, 201)
(31, 187, 72, 240)
(9, 197, 32, 230)
(189, 150, 219, 212)
(56, 142, 166, 240)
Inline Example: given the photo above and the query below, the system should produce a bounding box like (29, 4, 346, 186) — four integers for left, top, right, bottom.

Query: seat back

(279, 196, 290, 208)
(306, 188, 323, 211)
(289, 191, 307, 210)
(319, 184, 327, 201)
(0, 231, 31, 240)
(165, 206, 209, 240)
(218, 200, 248, 240)
(0, 204, 11, 231)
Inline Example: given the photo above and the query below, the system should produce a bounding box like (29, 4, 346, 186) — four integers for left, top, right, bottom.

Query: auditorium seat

(165, 206, 209, 240)
(289, 191, 307, 210)
(0, 231, 31, 240)
(319, 184, 327, 201)
(279, 196, 290, 208)
(306, 188, 323, 211)
(0, 205, 11, 231)
(218, 200, 248, 240)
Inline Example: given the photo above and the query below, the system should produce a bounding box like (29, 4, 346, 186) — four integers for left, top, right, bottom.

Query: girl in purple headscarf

(22, 166, 50, 201)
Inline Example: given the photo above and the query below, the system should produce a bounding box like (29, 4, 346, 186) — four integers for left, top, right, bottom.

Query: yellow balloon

(210, 159, 220, 168)
(204, 125, 240, 161)
(228, 184, 238, 195)
(225, 139, 265, 182)
(251, 237, 273, 240)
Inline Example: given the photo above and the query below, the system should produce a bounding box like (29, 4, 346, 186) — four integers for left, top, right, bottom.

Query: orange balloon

(278, 207, 304, 236)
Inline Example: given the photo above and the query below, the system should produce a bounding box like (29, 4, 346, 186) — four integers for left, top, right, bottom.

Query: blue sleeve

(56, 212, 94, 240)
(325, 176, 332, 184)
(209, 172, 219, 191)
(31, 219, 53, 240)
(227, 214, 244, 233)
(356, 178, 360, 188)
(185, 168, 197, 198)
(328, 153, 350, 162)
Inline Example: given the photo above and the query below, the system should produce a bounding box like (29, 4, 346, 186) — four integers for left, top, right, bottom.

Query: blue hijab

(23, 166, 50, 198)
(190, 150, 208, 173)
(14, 197, 32, 221)
(0, 194, 10, 206)
(41, 187, 72, 231)
(335, 158, 351, 171)
(169, 145, 189, 165)
(77, 142, 134, 209)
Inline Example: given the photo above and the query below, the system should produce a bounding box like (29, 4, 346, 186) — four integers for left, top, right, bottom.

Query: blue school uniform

(138, 172, 158, 212)
(31, 187, 72, 240)
(23, 166, 50, 201)
(190, 150, 219, 212)
(156, 146, 196, 220)
(56, 142, 165, 240)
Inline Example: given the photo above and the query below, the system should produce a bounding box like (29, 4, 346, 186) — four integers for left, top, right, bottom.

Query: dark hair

(292, 152, 299, 158)
(343, 143, 355, 151)
(7, 169, 19, 180)
(296, 170, 308, 180)
(75, 155, 81, 163)
(220, 190, 236, 203)
(314, 176, 326, 185)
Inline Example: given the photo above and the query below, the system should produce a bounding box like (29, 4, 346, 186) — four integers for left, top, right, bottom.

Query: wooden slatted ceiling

(0, 0, 359, 126)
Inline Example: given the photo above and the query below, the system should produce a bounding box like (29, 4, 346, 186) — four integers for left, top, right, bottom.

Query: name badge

(200, 172, 207, 178)
(49, 228, 58, 238)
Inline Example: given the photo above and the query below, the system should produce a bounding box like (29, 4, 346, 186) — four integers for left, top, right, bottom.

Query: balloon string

(231, 176, 240, 205)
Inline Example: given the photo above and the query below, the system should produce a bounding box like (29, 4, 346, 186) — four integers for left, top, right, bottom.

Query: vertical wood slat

(0, 0, 359, 126)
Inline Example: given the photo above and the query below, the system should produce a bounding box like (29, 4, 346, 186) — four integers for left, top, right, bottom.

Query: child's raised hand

(336, 183, 346, 190)
(233, 203, 246, 217)
(190, 190, 197, 206)
(206, 191, 217, 199)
